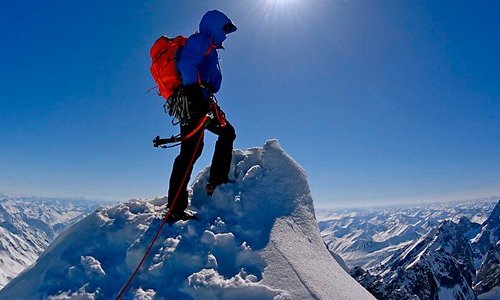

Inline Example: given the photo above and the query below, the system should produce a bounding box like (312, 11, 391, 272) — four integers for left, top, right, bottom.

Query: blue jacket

(178, 10, 236, 94)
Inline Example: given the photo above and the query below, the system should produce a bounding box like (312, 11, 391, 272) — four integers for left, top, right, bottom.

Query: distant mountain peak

(318, 199, 499, 299)
(471, 199, 500, 269)
(0, 196, 100, 289)
(365, 219, 476, 300)
(485, 200, 500, 226)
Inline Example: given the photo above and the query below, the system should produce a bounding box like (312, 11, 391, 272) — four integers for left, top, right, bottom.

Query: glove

(153, 136, 161, 147)
(153, 136, 169, 147)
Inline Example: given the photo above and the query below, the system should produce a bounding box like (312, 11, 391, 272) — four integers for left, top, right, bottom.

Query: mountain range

(318, 199, 500, 299)
(0, 195, 104, 289)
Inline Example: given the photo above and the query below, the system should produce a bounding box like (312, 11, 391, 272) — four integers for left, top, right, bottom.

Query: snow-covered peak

(483, 200, 500, 233)
(0, 140, 374, 299)
(431, 220, 475, 264)
(318, 201, 493, 271)
(366, 220, 477, 300)
(471, 200, 500, 269)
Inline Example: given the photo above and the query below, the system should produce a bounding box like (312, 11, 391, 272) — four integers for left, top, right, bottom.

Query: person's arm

(178, 34, 210, 86)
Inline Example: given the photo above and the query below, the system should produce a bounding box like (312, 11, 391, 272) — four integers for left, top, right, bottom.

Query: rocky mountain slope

(471, 200, 500, 268)
(319, 200, 500, 299)
(317, 200, 495, 270)
(354, 220, 476, 299)
(474, 240, 500, 296)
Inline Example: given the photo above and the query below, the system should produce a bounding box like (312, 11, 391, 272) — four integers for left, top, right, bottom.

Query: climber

(166, 10, 237, 222)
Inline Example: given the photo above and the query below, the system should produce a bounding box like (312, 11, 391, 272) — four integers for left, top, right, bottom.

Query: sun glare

(260, 0, 306, 20)
(267, 0, 300, 5)
(240, 0, 310, 41)
(265, 0, 303, 9)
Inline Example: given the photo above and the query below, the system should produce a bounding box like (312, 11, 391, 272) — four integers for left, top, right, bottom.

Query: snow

(317, 200, 496, 270)
(0, 197, 101, 290)
(439, 286, 475, 300)
(478, 286, 500, 300)
(320, 201, 500, 300)
(80, 256, 106, 277)
(0, 140, 373, 299)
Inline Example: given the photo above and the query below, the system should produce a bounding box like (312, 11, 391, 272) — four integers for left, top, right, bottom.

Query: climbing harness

(154, 97, 226, 148)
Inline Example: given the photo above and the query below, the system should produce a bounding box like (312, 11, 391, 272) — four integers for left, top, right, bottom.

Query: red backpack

(149, 36, 187, 100)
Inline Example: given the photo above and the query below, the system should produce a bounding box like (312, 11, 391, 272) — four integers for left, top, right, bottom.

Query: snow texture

(0, 196, 101, 290)
(478, 286, 500, 300)
(0, 140, 374, 299)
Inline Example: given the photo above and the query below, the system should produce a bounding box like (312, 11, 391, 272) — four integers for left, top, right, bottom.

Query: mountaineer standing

(150, 10, 238, 222)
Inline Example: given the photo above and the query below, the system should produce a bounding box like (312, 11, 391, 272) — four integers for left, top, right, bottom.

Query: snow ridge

(0, 140, 373, 299)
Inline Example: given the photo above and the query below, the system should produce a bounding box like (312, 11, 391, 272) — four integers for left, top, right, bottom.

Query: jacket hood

(199, 10, 237, 47)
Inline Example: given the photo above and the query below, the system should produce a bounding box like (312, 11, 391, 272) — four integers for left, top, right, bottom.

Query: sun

(265, 0, 302, 8)
(267, 0, 299, 5)
(260, 0, 306, 19)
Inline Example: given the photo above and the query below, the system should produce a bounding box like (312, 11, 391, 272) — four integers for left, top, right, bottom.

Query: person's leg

(206, 118, 236, 187)
(167, 118, 205, 213)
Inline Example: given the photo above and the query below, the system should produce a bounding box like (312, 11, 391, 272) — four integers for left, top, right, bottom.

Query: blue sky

(1, 0, 499, 207)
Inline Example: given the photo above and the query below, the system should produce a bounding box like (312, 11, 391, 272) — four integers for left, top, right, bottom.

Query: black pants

(167, 110, 236, 213)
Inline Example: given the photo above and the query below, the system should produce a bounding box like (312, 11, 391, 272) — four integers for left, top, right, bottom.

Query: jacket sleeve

(178, 34, 210, 86)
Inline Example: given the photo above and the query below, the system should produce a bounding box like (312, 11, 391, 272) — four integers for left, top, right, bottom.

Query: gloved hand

(153, 136, 161, 147)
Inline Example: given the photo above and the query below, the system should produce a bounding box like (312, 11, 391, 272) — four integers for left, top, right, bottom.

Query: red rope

(115, 131, 205, 299)
(182, 115, 210, 142)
